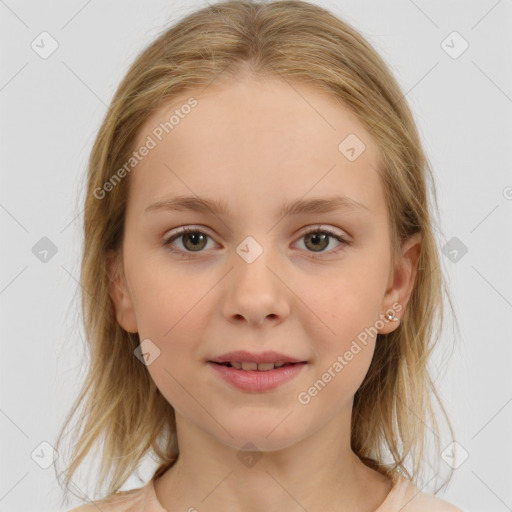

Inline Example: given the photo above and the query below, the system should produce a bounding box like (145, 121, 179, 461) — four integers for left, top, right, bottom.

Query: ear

(378, 232, 422, 334)
(106, 249, 138, 333)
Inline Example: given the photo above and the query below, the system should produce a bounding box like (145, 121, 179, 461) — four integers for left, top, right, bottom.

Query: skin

(108, 76, 421, 512)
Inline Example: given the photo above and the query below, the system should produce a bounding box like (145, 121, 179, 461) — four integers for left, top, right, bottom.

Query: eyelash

(162, 225, 349, 258)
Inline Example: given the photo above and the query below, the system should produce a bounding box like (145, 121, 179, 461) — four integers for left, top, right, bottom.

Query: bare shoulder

(64, 486, 145, 512)
(400, 481, 466, 511)
(405, 494, 465, 511)
(65, 499, 136, 512)
(65, 503, 126, 512)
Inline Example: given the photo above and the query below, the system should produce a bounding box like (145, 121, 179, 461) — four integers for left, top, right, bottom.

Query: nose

(221, 245, 290, 328)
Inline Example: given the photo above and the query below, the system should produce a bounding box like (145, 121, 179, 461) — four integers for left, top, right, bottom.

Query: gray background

(1, 0, 511, 511)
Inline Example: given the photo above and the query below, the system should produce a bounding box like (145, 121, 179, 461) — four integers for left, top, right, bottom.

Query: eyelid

(300, 224, 349, 238)
(164, 224, 349, 240)
(164, 224, 215, 241)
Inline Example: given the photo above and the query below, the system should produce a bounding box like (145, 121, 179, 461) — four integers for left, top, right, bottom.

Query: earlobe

(378, 232, 422, 335)
(106, 249, 139, 333)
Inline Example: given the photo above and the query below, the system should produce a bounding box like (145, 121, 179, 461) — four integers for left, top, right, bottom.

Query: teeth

(241, 361, 258, 370)
(256, 362, 276, 371)
(229, 361, 291, 371)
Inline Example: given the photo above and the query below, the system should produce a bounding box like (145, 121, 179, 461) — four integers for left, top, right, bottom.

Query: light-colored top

(68, 472, 465, 511)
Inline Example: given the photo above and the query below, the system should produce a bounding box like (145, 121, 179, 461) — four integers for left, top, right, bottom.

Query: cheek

(298, 291, 378, 409)
(131, 256, 227, 341)
(128, 255, 202, 335)
(291, 258, 387, 390)
(132, 270, 209, 410)
(297, 265, 386, 339)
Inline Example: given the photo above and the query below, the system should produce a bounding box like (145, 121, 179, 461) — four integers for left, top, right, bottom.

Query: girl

(56, 1, 465, 510)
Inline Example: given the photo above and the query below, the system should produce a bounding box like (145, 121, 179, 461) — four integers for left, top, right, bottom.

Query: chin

(225, 435, 300, 454)
(214, 420, 308, 453)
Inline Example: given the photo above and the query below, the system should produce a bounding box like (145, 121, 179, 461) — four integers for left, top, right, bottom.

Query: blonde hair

(55, 0, 459, 505)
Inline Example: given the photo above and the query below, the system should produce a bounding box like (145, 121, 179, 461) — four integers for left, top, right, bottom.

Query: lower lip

(207, 362, 307, 392)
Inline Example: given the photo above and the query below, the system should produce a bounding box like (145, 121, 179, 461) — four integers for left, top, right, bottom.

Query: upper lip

(209, 350, 307, 364)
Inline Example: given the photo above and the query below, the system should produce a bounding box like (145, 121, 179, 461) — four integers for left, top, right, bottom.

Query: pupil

(307, 233, 327, 251)
(184, 232, 205, 251)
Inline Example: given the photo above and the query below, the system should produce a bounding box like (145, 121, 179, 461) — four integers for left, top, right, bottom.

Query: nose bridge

(233, 233, 278, 290)
(222, 233, 289, 325)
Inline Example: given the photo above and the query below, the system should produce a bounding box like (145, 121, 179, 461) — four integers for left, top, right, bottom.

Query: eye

(295, 226, 349, 255)
(163, 225, 349, 258)
(163, 226, 216, 256)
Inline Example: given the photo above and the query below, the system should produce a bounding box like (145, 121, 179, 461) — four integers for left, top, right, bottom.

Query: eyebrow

(144, 194, 371, 217)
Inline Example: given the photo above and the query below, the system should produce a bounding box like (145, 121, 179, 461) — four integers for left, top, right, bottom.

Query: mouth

(210, 361, 303, 371)
(207, 360, 307, 392)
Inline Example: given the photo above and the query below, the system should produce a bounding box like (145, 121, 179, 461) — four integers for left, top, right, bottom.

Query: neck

(153, 412, 392, 512)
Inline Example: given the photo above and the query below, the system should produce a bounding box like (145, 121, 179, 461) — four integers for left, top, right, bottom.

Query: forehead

(128, 78, 384, 216)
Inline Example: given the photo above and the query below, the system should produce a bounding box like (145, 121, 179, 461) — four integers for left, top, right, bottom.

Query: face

(108, 77, 420, 452)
